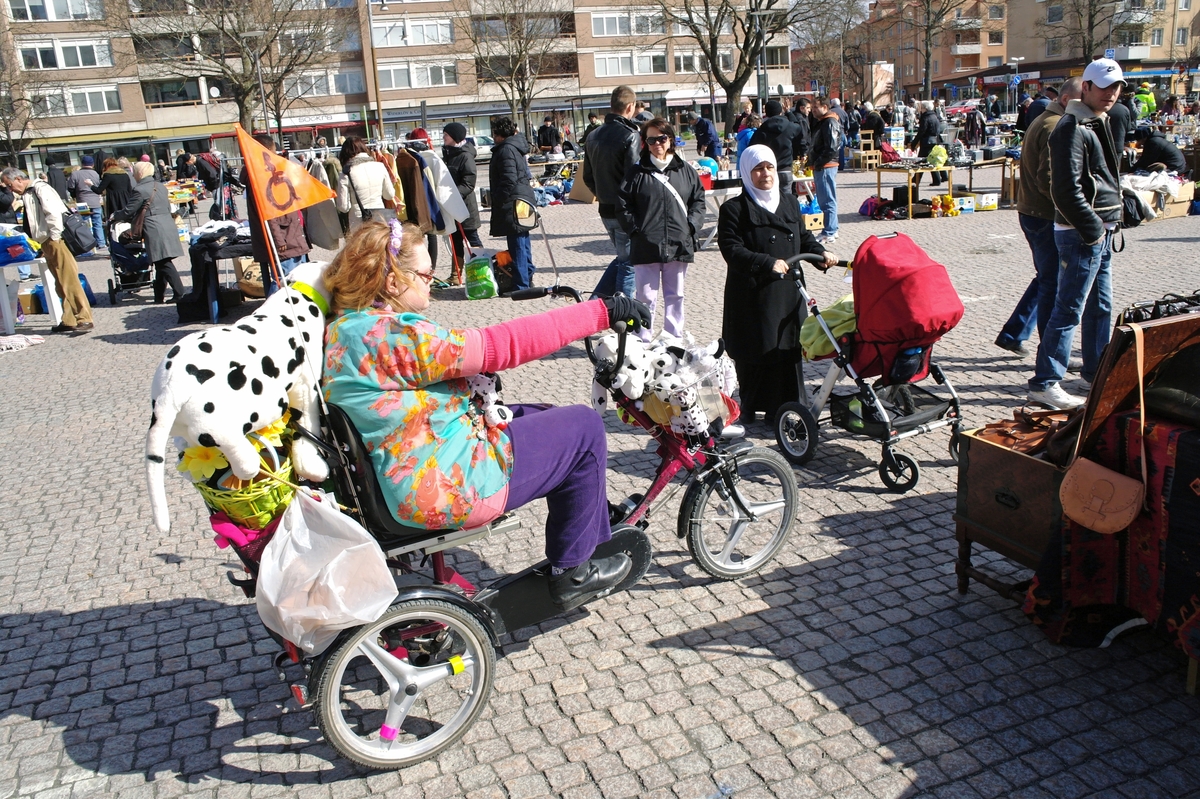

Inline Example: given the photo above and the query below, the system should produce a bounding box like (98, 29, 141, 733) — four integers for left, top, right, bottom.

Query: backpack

(879, 141, 901, 163)
(1122, 189, 1144, 228)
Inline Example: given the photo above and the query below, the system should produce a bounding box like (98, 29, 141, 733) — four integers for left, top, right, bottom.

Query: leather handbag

(974, 407, 1079, 456)
(60, 209, 96, 256)
(1058, 323, 1147, 534)
(120, 185, 156, 245)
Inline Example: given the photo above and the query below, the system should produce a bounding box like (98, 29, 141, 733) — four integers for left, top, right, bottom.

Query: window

(1181, 0, 1191, 9)
(378, 64, 410, 89)
(69, 86, 120, 113)
(632, 12, 664, 34)
(31, 92, 65, 115)
(60, 42, 112, 67)
(372, 20, 451, 47)
(988, 55, 1003, 66)
(675, 52, 700, 73)
(10, 0, 98, 19)
(594, 52, 633, 76)
(764, 45, 789, 67)
(954, 57, 962, 69)
(135, 35, 194, 60)
(1047, 4, 1063, 21)
(592, 13, 630, 36)
(1177, 26, 1189, 44)
(1154, 0, 1165, 9)
(20, 45, 56, 69)
(142, 78, 200, 105)
(333, 69, 364, 94)
(636, 52, 666, 73)
(988, 30, 1003, 44)
(933, 59, 939, 73)
(1151, 27, 1163, 45)
(340, 29, 360, 51)
(1047, 37, 1062, 55)
(285, 74, 330, 98)
(671, 18, 731, 36)
(904, 63, 914, 76)
(988, 4, 1004, 17)
(414, 63, 456, 86)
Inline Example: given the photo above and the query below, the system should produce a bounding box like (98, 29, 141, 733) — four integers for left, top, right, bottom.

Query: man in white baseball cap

(1028, 58, 1125, 410)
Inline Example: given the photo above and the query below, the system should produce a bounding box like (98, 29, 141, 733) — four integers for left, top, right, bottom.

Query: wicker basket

(194, 435, 295, 530)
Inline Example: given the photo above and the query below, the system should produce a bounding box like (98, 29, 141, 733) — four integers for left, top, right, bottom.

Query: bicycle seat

(323, 403, 462, 547)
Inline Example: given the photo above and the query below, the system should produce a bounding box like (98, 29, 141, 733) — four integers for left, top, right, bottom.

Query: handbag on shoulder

(1058, 323, 1147, 534)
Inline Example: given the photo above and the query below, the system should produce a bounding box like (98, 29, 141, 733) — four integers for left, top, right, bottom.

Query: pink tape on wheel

(379, 724, 399, 741)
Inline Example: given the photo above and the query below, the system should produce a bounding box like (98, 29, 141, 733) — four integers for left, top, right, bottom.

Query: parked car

(469, 135, 494, 162)
(945, 99, 983, 118)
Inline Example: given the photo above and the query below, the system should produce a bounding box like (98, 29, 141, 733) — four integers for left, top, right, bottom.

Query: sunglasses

(645, 135, 671, 145)
(406, 270, 436, 286)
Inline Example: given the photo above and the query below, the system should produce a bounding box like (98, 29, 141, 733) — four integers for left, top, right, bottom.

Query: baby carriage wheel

(313, 597, 495, 770)
(948, 425, 963, 464)
(878, 451, 919, 492)
(774, 402, 819, 466)
(107, 278, 118, 306)
(680, 447, 798, 579)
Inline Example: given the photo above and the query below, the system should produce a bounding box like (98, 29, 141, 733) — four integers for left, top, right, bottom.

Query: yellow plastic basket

(193, 435, 295, 530)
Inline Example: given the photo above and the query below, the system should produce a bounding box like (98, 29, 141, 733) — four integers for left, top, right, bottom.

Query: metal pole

(366, 0, 387, 139)
(254, 49, 269, 139)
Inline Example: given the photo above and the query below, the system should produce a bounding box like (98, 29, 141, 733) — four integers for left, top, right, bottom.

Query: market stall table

(0, 258, 55, 335)
(873, 164, 957, 219)
(960, 157, 1009, 191)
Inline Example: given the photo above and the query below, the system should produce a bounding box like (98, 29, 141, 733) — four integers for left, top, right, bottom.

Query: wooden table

(960, 157, 1008, 191)
(873, 164, 956, 219)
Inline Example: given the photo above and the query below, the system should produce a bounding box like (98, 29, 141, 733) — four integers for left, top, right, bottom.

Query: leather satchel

(1058, 323, 1147, 534)
(975, 407, 1079, 456)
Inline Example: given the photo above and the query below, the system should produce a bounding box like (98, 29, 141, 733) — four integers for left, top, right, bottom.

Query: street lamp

(1007, 56, 1025, 115)
(748, 10, 774, 111)
(365, 0, 390, 140)
(242, 30, 272, 140)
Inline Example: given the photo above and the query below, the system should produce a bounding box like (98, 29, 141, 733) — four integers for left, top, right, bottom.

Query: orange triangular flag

(234, 124, 335, 222)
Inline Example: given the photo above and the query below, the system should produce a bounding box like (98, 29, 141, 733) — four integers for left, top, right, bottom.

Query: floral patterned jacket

(322, 308, 511, 530)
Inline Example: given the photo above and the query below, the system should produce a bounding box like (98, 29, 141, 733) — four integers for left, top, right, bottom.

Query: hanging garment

(418, 151, 470, 235)
(393, 149, 426, 228)
(305, 159, 343, 250)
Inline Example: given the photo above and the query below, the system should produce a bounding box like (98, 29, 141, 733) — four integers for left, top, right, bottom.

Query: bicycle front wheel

(680, 447, 798, 579)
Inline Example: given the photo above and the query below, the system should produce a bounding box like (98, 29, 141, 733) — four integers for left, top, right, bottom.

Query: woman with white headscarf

(718, 145, 838, 422)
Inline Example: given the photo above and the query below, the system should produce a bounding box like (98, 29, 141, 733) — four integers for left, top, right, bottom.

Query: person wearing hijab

(616, 118, 706, 342)
(718, 145, 838, 423)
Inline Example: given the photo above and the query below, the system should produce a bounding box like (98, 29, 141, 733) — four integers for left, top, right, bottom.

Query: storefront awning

(33, 122, 229, 148)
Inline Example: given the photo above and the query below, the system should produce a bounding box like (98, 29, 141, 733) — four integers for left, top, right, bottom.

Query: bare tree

(655, 0, 826, 135)
(0, 60, 60, 166)
(114, 0, 356, 134)
(457, 0, 580, 135)
(1037, 0, 1161, 61)
(791, 0, 867, 100)
(893, 0, 978, 100)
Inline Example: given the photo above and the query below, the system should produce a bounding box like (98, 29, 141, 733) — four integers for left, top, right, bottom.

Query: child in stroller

(105, 234, 153, 305)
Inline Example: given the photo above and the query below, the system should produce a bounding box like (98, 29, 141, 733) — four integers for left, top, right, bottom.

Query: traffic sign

(810, 79, 818, 92)
(1105, 48, 1116, 59)
(951, 85, 958, 98)
(1010, 74, 1021, 86)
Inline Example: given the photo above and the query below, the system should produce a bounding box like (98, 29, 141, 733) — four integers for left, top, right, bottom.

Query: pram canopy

(848, 233, 964, 384)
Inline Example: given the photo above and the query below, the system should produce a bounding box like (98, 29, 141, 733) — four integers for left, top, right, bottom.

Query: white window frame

(988, 30, 1003, 44)
(372, 19, 452, 47)
(764, 45, 789, 67)
(1046, 4, 1063, 22)
(31, 91, 66, 115)
(284, 73, 330, 99)
(632, 11, 664, 34)
(592, 13, 630, 37)
(1047, 37, 1062, 55)
(1180, 0, 1191, 10)
(988, 55, 1003, 67)
(59, 40, 113, 68)
(67, 84, 121, 114)
(1176, 26, 1189, 44)
(635, 50, 667, 74)
(988, 4, 1004, 18)
(674, 51, 702, 73)
(671, 18, 732, 36)
(377, 61, 456, 89)
(378, 64, 411, 89)
(1151, 27, 1163, 45)
(19, 42, 57, 69)
(594, 52, 633, 76)
(954, 57, 962, 70)
(9, 0, 101, 20)
(333, 69, 364, 94)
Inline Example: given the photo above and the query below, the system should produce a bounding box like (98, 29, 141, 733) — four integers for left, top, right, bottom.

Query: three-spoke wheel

(680, 447, 798, 579)
(314, 598, 495, 770)
(774, 402, 819, 466)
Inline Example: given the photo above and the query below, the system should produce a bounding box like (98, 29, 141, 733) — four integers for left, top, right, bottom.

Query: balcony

(1116, 44, 1152, 60)
(950, 44, 981, 55)
(949, 17, 982, 29)
(1113, 9, 1153, 25)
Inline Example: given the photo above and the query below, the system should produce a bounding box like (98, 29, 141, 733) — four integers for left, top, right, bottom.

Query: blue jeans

(88, 208, 106, 248)
(1030, 229, 1113, 390)
(507, 232, 535, 291)
(813, 166, 839, 236)
(262, 255, 308, 297)
(591, 216, 635, 298)
(998, 214, 1060, 346)
(16, 262, 31, 279)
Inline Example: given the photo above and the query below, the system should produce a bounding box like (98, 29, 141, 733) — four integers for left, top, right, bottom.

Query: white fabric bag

(256, 489, 398, 655)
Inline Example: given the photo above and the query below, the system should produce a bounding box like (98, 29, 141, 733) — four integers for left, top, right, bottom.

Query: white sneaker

(1028, 383, 1085, 410)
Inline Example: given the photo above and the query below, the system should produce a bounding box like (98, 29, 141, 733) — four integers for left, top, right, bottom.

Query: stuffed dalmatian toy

(467, 372, 513, 429)
(145, 261, 332, 533)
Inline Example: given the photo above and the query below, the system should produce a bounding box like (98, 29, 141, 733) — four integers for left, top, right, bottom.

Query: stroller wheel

(879, 451, 919, 492)
(774, 402, 819, 466)
(107, 279, 118, 305)
(948, 426, 962, 464)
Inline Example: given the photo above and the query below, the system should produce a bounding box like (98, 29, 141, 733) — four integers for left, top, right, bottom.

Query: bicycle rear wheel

(680, 447, 798, 579)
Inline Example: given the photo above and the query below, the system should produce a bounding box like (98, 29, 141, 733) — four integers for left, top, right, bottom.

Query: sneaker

(50, 323, 77, 334)
(1028, 383, 1085, 410)
(548, 553, 632, 610)
(72, 322, 94, 333)
(1066, 356, 1084, 373)
(994, 336, 1029, 356)
(817, 232, 838, 244)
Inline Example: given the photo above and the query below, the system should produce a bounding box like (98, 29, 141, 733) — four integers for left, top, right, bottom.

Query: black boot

(548, 553, 632, 610)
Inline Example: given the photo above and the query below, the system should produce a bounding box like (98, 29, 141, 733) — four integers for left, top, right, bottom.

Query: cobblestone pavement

(2, 166, 1200, 799)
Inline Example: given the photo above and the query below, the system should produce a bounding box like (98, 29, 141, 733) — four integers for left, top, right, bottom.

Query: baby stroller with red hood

(774, 232, 966, 492)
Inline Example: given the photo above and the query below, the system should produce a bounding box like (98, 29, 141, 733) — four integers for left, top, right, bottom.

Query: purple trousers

(503, 404, 611, 569)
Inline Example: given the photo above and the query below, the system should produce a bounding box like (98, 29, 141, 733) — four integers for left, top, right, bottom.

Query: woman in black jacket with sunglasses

(616, 118, 706, 342)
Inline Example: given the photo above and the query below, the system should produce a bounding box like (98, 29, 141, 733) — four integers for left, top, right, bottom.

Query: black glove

(603, 293, 651, 331)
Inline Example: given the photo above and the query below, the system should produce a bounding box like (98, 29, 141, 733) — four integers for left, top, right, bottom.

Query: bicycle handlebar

(509, 284, 584, 303)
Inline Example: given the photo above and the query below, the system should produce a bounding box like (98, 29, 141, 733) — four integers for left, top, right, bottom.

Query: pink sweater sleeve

(455, 300, 610, 376)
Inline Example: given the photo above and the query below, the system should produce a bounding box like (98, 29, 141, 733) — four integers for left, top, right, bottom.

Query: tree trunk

(721, 73, 752, 137)
(239, 102, 255, 133)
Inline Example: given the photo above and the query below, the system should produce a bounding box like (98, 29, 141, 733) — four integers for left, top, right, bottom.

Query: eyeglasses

(645, 135, 671, 145)
(407, 270, 436, 286)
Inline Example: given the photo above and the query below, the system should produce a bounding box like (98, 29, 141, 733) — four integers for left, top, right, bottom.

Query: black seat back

(322, 403, 442, 543)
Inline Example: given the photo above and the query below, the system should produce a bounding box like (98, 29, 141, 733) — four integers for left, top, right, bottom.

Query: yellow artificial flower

(252, 409, 292, 448)
(177, 445, 228, 482)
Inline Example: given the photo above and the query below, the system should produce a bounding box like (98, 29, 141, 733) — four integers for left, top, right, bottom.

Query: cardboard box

(951, 195, 975, 213)
(17, 289, 38, 314)
(802, 212, 824, 231)
(568, 180, 595, 204)
(234, 256, 265, 299)
(974, 193, 999, 211)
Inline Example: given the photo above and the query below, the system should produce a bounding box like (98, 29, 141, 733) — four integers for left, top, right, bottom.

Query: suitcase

(892, 185, 917, 206)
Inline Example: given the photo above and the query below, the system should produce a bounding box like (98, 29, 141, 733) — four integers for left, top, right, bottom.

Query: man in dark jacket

(1029, 59, 1125, 410)
(996, 77, 1081, 357)
(860, 102, 885, 147)
(749, 100, 799, 191)
(584, 85, 640, 298)
(580, 112, 601, 144)
(787, 96, 811, 162)
(489, 116, 538, 291)
(536, 116, 562, 152)
(46, 160, 69, 201)
(913, 101, 945, 187)
(240, 134, 311, 297)
(1130, 127, 1187, 174)
(1025, 87, 1056, 128)
(809, 96, 842, 243)
(690, 112, 721, 157)
(442, 122, 483, 284)
(1107, 96, 1134, 163)
(830, 99, 850, 169)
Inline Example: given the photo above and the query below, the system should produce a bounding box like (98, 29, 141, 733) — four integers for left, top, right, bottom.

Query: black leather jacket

(809, 112, 843, 168)
(583, 114, 640, 218)
(1049, 101, 1122, 243)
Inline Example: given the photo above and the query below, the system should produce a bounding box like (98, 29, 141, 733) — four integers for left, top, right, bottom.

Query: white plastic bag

(256, 489, 398, 655)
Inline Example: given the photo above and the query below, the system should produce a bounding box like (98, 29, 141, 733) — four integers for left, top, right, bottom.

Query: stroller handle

(784, 253, 851, 279)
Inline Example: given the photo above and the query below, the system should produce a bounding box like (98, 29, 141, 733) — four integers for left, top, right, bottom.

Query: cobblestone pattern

(1, 166, 1199, 799)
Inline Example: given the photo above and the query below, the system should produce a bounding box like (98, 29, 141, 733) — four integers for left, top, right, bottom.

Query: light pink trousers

(634, 261, 688, 342)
